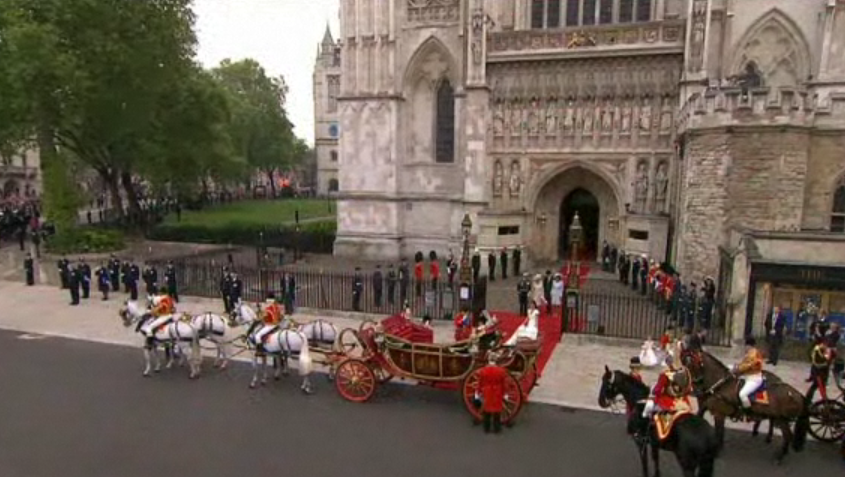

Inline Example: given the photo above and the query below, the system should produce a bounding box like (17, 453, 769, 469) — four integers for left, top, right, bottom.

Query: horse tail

(297, 332, 313, 376)
(792, 398, 810, 452)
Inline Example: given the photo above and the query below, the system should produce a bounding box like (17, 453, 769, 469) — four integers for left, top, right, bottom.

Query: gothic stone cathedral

(316, 0, 845, 340)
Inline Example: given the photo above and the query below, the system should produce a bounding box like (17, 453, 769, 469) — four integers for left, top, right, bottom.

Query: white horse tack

(188, 312, 239, 369)
(230, 301, 315, 393)
(118, 300, 202, 379)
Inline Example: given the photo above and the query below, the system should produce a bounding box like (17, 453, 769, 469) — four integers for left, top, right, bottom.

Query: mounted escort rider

(251, 293, 283, 352)
(138, 286, 178, 334)
(642, 345, 694, 420)
(733, 337, 765, 417)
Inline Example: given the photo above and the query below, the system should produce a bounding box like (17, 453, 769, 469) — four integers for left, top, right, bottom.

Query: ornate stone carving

(729, 10, 810, 88)
(620, 103, 632, 132)
(634, 161, 649, 213)
(527, 97, 540, 135)
(488, 21, 686, 53)
(508, 160, 522, 198)
(582, 107, 593, 134)
(544, 98, 558, 133)
(638, 100, 652, 132)
(654, 161, 669, 212)
(492, 101, 505, 135)
(407, 0, 460, 23)
(659, 97, 673, 132)
(508, 100, 522, 133)
(492, 159, 504, 197)
(601, 103, 614, 132)
(563, 103, 575, 132)
(470, 3, 485, 66)
(687, 0, 708, 73)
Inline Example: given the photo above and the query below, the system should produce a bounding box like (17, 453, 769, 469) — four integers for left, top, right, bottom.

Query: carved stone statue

(621, 104, 632, 132)
(601, 105, 613, 131)
(545, 99, 558, 132)
(563, 105, 575, 131)
(508, 160, 522, 198)
(634, 162, 649, 213)
(582, 107, 593, 134)
(492, 103, 505, 135)
(509, 101, 522, 134)
(493, 160, 504, 197)
(638, 102, 652, 132)
(527, 98, 540, 134)
(654, 162, 669, 211)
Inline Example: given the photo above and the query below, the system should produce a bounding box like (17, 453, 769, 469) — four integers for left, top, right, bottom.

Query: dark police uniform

(68, 264, 81, 305)
(219, 268, 232, 312)
(96, 266, 110, 300)
(24, 254, 35, 286)
(228, 273, 243, 309)
(128, 262, 140, 300)
(108, 256, 120, 292)
(79, 261, 91, 299)
(352, 268, 363, 312)
(165, 262, 178, 302)
(57, 257, 70, 289)
(516, 276, 531, 316)
(142, 265, 158, 297)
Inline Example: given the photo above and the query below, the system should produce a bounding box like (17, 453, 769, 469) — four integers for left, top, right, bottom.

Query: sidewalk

(0, 280, 832, 435)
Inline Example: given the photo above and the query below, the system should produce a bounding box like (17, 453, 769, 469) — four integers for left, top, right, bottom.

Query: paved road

(0, 330, 840, 477)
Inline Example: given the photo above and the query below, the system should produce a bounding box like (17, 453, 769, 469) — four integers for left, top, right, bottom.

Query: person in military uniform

(219, 267, 232, 312)
(446, 251, 457, 287)
(516, 273, 531, 317)
(806, 338, 834, 402)
(142, 264, 158, 298)
(108, 254, 120, 292)
(24, 253, 35, 286)
(79, 259, 91, 299)
(127, 261, 140, 300)
(386, 264, 397, 306)
(57, 256, 70, 289)
(120, 260, 131, 293)
(253, 293, 283, 351)
(372, 265, 383, 307)
(499, 248, 508, 280)
(398, 259, 409, 306)
(96, 262, 110, 300)
(733, 337, 765, 415)
(228, 272, 243, 309)
(471, 249, 481, 283)
(281, 272, 296, 314)
(512, 246, 522, 277)
(642, 351, 693, 419)
(428, 251, 439, 291)
(352, 267, 363, 312)
(487, 251, 496, 281)
(68, 263, 81, 306)
(164, 261, 178, 302)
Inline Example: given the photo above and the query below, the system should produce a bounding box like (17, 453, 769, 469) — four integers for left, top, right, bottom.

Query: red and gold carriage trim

(333, 315, 540, 426)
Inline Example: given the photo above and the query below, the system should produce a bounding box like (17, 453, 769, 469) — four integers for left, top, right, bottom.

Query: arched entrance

(529, 164, 622, 264)
(560, 188, 600, 261)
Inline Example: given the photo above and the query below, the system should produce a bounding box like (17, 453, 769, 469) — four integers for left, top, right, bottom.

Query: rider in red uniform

(642, 352, 693, 419)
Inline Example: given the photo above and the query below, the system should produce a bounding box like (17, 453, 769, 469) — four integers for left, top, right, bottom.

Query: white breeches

(254, 325, 276, 345)
(738, 374, 763, 408)
(642, 399, 656, 418)
(141, 315, 173, 336)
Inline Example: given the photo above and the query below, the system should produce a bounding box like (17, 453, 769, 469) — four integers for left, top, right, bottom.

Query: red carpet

(561, 262, 591, 287)
(493, 310, 562, 383)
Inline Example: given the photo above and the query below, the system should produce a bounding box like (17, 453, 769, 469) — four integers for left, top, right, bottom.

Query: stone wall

(804, 132, 845, 230)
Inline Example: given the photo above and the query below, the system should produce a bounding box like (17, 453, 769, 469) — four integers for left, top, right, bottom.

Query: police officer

(386, 264, 397, 306)
(68, 263, 81, 306)
(219, 267, 232, 312)
(96, 262, 110, 300)
(79, 259, 91, 299)
(228, 272, 243, 309)
(471, 249, 481, 283)
(164, 261, 178, 302)
(142, 264, 158, 298)
(372, 265, 383, 307)
(57, 256, 70, 289)
(120, 260, 131, 293)
(24, 252, 35, 286)
(128, 261, 140, 301)
(108, 254, 120, 292)
(352, 267, 363, 312)
(516, 273, 531, 316)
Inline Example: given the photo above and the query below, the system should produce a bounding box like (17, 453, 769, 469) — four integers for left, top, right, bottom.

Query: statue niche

(508, 160, 522, 198)
(654, 161, 669, 213)
(634, 161, 649, 213)
(492, 160, 504, 197)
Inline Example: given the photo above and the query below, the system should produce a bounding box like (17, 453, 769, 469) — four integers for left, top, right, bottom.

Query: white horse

(118, 300, 202, 379)
(230, 301, 314, 393)
(189, 311, 239, 369)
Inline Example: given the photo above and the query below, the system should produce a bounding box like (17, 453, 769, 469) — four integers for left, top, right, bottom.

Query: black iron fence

(149, 258, 733, 345)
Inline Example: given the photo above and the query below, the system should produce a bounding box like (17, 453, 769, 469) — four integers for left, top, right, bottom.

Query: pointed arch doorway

(559, 188, 600, 261)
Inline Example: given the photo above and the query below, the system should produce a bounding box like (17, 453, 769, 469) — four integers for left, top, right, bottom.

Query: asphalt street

(0, 330, 840, 477)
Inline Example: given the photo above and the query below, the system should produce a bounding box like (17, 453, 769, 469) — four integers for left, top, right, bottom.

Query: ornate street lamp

(459, 213, 473, 312)
(563, 212, 583, 338)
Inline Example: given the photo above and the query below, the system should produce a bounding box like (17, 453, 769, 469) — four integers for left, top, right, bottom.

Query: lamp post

(563, 212, 583, 338)
(458, 213, 473, 313)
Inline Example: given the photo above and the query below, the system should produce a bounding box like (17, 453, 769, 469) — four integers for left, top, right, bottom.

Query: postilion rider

(252, 293, 284, 351)
(642, 352, 693, 421)
(733, 337, 765, 417)
(137, 287, 176, 333)
(474, 352, 510, 434)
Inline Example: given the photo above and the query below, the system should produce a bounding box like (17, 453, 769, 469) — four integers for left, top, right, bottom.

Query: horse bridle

(603, 372, 629, 415)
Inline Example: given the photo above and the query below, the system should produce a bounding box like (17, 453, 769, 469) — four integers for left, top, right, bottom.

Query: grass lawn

(162, 199, 335, 229)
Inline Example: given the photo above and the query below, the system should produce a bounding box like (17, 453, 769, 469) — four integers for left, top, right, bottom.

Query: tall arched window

(435, 79, 455, 163)
(832, 175, 845, 232)
(328, 178, 339, 193)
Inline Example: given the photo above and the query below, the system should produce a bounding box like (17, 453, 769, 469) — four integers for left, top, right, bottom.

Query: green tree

(213, 59, 294, 198)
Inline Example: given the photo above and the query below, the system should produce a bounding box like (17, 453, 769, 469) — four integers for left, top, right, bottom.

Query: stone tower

(313, 24, 342, 195)
(333, 0, 489, 260)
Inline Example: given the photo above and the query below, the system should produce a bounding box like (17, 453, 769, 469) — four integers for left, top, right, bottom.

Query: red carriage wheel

(461, 368, 524, 426)
(335, 358, 377, 403)
(519, 362, 539, 400)
(337, 328, 363, 357)
(808, 399, 845, 443)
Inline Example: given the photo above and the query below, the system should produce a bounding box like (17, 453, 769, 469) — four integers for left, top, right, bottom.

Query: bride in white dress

(639, 336, 661, 368)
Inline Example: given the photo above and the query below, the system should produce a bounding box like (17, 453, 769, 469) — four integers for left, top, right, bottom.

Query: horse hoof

(154, 368, 161, 373)
(249, 383, 256, 389)
(764, 437, 772, 444)
(143, 372, 150, 377)
(260, 380, 267, 386)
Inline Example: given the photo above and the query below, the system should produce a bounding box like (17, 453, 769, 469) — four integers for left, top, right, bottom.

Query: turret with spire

(317, 22, 340, 67)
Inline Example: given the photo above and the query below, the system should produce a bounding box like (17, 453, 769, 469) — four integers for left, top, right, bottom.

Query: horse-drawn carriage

(808, 359, 845, 444)
(332, 317, 540, 425)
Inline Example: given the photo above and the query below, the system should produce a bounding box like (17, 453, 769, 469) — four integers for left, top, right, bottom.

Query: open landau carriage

(333, 314, 541, 425)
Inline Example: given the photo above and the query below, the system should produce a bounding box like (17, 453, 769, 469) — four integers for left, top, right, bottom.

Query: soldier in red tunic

(477, 354, 509, 434)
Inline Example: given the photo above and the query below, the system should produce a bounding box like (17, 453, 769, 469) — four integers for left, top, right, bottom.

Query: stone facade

(0, 148, 41, 200)
(313, 26, 341, 195)
(317, 0, 845, 288)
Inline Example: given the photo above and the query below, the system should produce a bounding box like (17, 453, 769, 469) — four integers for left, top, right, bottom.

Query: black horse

(598, 366, 719, 477)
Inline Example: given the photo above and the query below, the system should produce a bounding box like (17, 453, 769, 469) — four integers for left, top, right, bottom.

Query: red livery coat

(477, 364, 508, 413)
(414, 262, 424, 281)
(430, 261, 440, 280)
(652, 371, 691, 411)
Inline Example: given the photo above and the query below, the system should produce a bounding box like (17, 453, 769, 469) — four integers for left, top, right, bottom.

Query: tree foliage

(0, 0, 307, 243)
